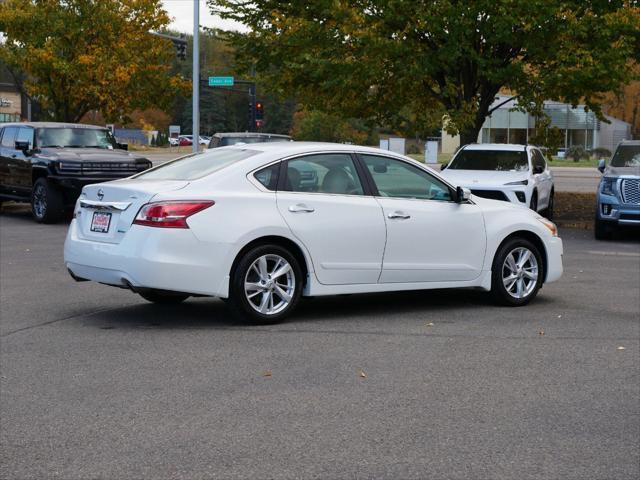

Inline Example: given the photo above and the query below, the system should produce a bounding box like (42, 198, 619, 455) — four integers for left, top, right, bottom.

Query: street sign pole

(192, 0, 199, 154)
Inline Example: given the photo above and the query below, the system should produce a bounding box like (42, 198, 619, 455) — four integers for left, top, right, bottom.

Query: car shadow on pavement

(82, 287, 537, 331)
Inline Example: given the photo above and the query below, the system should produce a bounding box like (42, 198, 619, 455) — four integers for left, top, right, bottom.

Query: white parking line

(587, 250, 640, 257)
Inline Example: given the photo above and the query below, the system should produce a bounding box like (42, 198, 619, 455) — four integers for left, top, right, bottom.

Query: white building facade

(442, 95, 632, 154)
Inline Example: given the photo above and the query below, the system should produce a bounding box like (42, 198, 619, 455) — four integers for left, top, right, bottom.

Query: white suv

(440, 144, 554, 217)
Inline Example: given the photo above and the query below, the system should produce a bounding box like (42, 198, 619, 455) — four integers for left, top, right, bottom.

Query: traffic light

(255, 101, 264, 120)
(175, 39, 187, 60)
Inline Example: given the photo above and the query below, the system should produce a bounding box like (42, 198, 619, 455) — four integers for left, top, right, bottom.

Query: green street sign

(208, 76, 234, 87)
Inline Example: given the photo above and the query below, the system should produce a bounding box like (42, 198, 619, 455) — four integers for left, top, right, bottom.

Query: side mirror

(15, 141, 31, 153)
(533, 165, 544, 174)
(440, 163, 447, 171)
(456, 186, 471, 203)
(597, 158, 606, 173)
(116, 142, 128, 151)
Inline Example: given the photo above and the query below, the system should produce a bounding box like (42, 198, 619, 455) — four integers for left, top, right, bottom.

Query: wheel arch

(494, 230, 548, 282)
(229, 235, 311, 288)
(31, 166, 49, 185)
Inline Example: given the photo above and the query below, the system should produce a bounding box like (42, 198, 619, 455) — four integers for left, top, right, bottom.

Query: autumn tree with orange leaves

(0, 0, 189, 123)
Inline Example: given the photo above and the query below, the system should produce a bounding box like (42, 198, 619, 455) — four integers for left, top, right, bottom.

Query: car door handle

(388, 211, 411, 219)
(288, 203, 315, 213)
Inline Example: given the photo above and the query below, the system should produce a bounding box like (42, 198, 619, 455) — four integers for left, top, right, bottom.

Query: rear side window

(135, 148, 259, 180)
(254, 163, 280, 190)
(1, 126, 18, 148)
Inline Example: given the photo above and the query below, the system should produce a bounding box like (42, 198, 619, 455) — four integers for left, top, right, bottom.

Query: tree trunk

(459, 127, 481, 147)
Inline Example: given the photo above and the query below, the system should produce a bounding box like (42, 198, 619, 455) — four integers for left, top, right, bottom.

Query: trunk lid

(76, 179, 189, 244)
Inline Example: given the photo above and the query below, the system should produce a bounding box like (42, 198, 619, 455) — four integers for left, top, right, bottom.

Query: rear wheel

(594, 216, 613, 240)
(545, 190, 554, 220)
(529, 191, 538, 212)
(139, 291, 190, 304)
(491, 237, 543, 306)
(227, 244, 302, 324)
(31, 178, 64, 223)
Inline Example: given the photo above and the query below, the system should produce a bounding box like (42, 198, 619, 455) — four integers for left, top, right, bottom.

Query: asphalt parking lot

(1, 208, 639, 480)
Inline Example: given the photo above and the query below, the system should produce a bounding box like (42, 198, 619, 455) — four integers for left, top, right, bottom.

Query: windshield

(220, 136, 290, 146)
(36, 128, 116, 149)
(611, 145, 640, 167)
(134, 148, 259, 180)
(448, 150, 529, 172)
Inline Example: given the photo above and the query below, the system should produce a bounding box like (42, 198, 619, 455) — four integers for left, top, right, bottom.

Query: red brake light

(133, 201, 214, 228)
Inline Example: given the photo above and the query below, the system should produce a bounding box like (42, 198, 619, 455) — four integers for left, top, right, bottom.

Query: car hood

(440, 169, 528, 187)
(36, 148, 149, 162)
(605, 165, 640, 178)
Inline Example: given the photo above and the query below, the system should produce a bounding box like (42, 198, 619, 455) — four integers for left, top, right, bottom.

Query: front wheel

(594, 216, 613, 240)
(227, 244, 302, 324)
(529, 191, 538, 213)
(491, 237, 543, 306)
(31, 178, 64, 223)
(545, 190, 554, 220)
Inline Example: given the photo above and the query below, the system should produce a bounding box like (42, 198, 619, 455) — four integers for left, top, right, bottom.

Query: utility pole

(192, 0, 200, 153)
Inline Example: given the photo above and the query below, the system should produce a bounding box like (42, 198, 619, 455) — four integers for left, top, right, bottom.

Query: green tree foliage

(211, 0, 640, 144)
(292, 109, 378, 144)
(0, 0, 189, 123)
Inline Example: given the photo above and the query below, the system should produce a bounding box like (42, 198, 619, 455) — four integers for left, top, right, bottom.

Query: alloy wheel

(32, 183, 47, 219)
(502, 247, 539, 299)
(244, 254, 295, 315)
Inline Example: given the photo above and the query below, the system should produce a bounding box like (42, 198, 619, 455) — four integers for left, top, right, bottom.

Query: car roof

(0, 122, 107, 130)
(460, 143, 529, 151)
(224, 141, 411, 158)
(618, 140, 640, 146)
(214, 132, 292, 139)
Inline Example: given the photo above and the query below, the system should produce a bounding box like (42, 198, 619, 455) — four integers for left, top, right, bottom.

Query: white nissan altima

(64, 142, 563, 323)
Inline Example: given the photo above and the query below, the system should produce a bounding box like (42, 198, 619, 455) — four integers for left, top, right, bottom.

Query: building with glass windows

(442, 95, 632, 154)
(0, 64, 26, 123)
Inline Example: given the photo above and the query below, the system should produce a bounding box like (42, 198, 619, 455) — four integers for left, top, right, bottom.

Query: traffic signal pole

(192, 0, 200, 154)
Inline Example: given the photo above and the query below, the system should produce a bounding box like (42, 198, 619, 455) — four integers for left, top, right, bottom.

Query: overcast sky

(162, 0, 245, 33)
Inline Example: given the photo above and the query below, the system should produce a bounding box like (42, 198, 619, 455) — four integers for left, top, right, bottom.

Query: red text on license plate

(90, 212, 112, 233)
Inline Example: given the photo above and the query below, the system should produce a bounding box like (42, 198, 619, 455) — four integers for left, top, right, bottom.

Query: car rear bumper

(64, 219, 234, 297)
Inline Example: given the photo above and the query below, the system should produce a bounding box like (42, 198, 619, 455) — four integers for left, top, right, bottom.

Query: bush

(406, 143, 421, 155)
(591, 147, 612, 158)
(566, 145, 588, 162)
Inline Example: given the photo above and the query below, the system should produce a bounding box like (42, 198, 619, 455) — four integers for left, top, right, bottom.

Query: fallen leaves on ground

(359, 370, 367, 378)
(262, 371, 272, 377)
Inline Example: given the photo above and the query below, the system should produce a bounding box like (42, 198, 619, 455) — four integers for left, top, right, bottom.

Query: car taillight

(133, 201, 214, 228)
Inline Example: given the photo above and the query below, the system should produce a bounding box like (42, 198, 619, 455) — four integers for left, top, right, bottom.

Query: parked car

(440, 144, 555, 217)
(64, 143, 563, 323)
(0, 122, 152, 223)
(594, 140, 640, 239)
(199, 136, 210, 145)
(208, 132, 292, 148)
(178, 135, 192, 146)
(168, 136, 180, 146)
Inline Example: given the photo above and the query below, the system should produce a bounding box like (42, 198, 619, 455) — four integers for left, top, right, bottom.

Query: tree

(211, 1, 640, 144)
(0, 0, 189, 123)
(291, 109, 378, 144)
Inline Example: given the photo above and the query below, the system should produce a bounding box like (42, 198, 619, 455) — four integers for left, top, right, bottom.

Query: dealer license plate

(90, 211, 112, 233)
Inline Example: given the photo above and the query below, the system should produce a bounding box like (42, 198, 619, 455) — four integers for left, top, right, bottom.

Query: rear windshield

(135, 149, 259, 180)
(611, 145, 640, 167)
(448, 149, 528, 172)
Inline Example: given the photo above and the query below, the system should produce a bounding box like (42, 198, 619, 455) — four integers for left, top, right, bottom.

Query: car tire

(139, 291, 190, 304)
(31, 177, 64, 223)
(227, 244, 303, 324)
(529, 191, 538, 212)
(491, 237, 544, 306)
(545, 190, 554, 220)
(594, 216, 613, 240)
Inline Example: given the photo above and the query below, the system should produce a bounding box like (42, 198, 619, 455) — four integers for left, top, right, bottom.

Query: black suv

(0, 122, 151, 223)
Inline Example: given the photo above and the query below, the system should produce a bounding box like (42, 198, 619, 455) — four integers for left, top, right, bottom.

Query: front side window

(16, 127, 34, 149)
(448, 149, 528, 172)
(36, 128, 116, 149)
(611, 145, 640, 167)
(283, 154, 364, 195)
(361, 155, 452, 201)
(1, 126, 18, 148)
(135, 148, 259, 180)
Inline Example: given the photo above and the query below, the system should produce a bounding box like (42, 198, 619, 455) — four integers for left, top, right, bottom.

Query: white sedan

(64, 143, 563, 323)
(440, 144, 555, 217)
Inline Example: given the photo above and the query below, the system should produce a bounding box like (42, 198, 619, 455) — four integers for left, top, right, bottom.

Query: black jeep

(0, 122, 152, 223)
